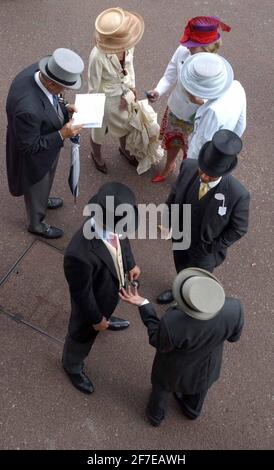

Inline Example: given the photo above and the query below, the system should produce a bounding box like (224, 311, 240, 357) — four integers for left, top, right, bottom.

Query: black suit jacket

(166, 160, 250, 267)
(6, 63, 69, 196)
(139, 298, 244, 394)
(64, 225, 136, 328)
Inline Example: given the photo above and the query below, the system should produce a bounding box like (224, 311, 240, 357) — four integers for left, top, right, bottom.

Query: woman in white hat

(180, 52, 246, 160)
(146, 16, 231, 182)
(88, 7, 144, 173)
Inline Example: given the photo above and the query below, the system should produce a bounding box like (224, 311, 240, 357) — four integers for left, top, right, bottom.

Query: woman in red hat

(147, 16, 231, 182)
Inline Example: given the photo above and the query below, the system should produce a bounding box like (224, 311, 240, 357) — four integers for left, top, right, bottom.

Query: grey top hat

(39, 48, 84, 90)
(180, 52, 234, 100)
(172, 268, 225, 320)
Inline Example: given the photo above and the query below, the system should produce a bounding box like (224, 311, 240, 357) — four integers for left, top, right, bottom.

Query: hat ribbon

(45, 64, 77, 86)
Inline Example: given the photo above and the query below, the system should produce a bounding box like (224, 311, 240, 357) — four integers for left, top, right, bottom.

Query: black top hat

(88, 182, 138, 233)
(198, 129, 243, 177)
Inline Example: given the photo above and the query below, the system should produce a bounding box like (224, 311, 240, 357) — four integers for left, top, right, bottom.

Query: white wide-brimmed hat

(95, 7, 144, 53)
(172, 268, 225, 320)
(39, 48, 84, 90)
(180, 52, 234, 100)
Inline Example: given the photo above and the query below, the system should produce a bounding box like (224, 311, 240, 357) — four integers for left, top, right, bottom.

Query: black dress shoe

(108, 316, 130, 331)
(28, 223, 63, 239)
(64, 369, 94, 395)
(47, 197, 63, 209)
(145, 407, 164, 427)
(156, 289, 174, 304)
(173, 392, 198, 420)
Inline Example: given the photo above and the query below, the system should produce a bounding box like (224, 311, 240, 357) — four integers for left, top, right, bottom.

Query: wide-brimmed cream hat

(172, 268, 225, 320)
(95, 7, 144, 53)
(180, 52, 234, 100)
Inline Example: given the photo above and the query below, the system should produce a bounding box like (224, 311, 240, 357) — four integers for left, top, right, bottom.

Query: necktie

(108, 233, 118, 249)
(52, 95, 64, 124)
(52, 95, 59, 112)
(199, 182, 209, 200)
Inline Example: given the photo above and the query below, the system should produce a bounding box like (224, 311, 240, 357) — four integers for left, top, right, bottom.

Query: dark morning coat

(6, 63, 69, 196)
(139, 299, 244, 394)
(166, 160, 250, 269)
(64, 225, 136, 338)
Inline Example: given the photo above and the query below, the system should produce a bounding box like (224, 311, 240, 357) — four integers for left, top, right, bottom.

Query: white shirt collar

(200, 177, 222, 189)
(90, 217, 121, 241)
(34, 71, 54, 105)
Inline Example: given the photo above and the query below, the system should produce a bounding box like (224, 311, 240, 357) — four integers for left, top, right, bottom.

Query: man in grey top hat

(6, 48, 84, 238)
(120, 268, 244, 426)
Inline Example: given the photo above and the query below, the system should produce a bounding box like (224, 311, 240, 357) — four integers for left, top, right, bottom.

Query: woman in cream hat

(146, 16, 231, 182)
(88, 7, 144, 173)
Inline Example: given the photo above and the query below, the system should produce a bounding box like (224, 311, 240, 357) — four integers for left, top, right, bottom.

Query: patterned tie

(108, 233, 118, 249)
(52, 95, 64, 124)
(52, 95, 59, 112)
(198, 182, 209, 200)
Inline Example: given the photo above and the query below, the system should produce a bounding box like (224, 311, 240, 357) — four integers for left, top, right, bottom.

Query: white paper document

(73, 93, 106, 128)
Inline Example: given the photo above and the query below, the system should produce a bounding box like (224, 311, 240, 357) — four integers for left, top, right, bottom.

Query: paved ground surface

(0, 0, 273, 450)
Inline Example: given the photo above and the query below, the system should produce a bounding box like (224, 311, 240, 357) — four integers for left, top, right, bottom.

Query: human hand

(93, 316, 109, 331)
(128, 265, 141, 281)
(119, 286, 146, 306)
(145, 89, 159, 103)
(66, 104, 78, 119)
(60, 121, 83, 139)
(119, 96, 128, 111)
(130, 88, 137, 101)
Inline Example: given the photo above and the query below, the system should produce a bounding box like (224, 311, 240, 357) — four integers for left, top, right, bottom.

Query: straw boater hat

(39, 48, 84, 90)
(95, 7, 144, 53)
(180, 52, 234, 100)
(172, 268, 225, 320)
(180, 16, 231, 48)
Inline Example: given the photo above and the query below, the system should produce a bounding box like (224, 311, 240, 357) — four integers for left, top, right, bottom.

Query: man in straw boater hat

(62, 182, 141, 394)
(157, 129, 250, 305)
(180, 52, 246, 160)
(6, 48, 84, 238)
(120, 268, 244, 426)
(88, 7, 144, 173)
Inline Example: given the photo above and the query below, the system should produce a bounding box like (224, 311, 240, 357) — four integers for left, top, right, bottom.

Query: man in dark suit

(120, 267, 244, 426)
(6, 48, 84, 238)
(62, 182, 141, 394)
(157, 129, 250, 304)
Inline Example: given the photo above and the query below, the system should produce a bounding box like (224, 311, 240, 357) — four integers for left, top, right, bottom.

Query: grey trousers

(24, 155, 59, 232)
(62, 334, 97, 374)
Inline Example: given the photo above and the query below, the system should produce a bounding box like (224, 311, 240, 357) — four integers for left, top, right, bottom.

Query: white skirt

(91, 95, 131, 144)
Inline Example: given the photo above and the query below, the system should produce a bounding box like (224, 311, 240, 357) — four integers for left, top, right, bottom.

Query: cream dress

(88, 46, 135, 144)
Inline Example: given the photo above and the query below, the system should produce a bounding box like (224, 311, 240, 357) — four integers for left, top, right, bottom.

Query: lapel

(89, 236, 119, 281)
(200, 176, 229, 233)
(33, 78, 63, 130)
(179, 166, 199, 204)
(107, 53, 122, 74)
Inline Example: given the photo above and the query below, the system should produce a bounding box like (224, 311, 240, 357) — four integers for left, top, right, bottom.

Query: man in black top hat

(62, 182, 141, 394)
(157, 129, 250, 305)
(6, 48, 84, 238)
